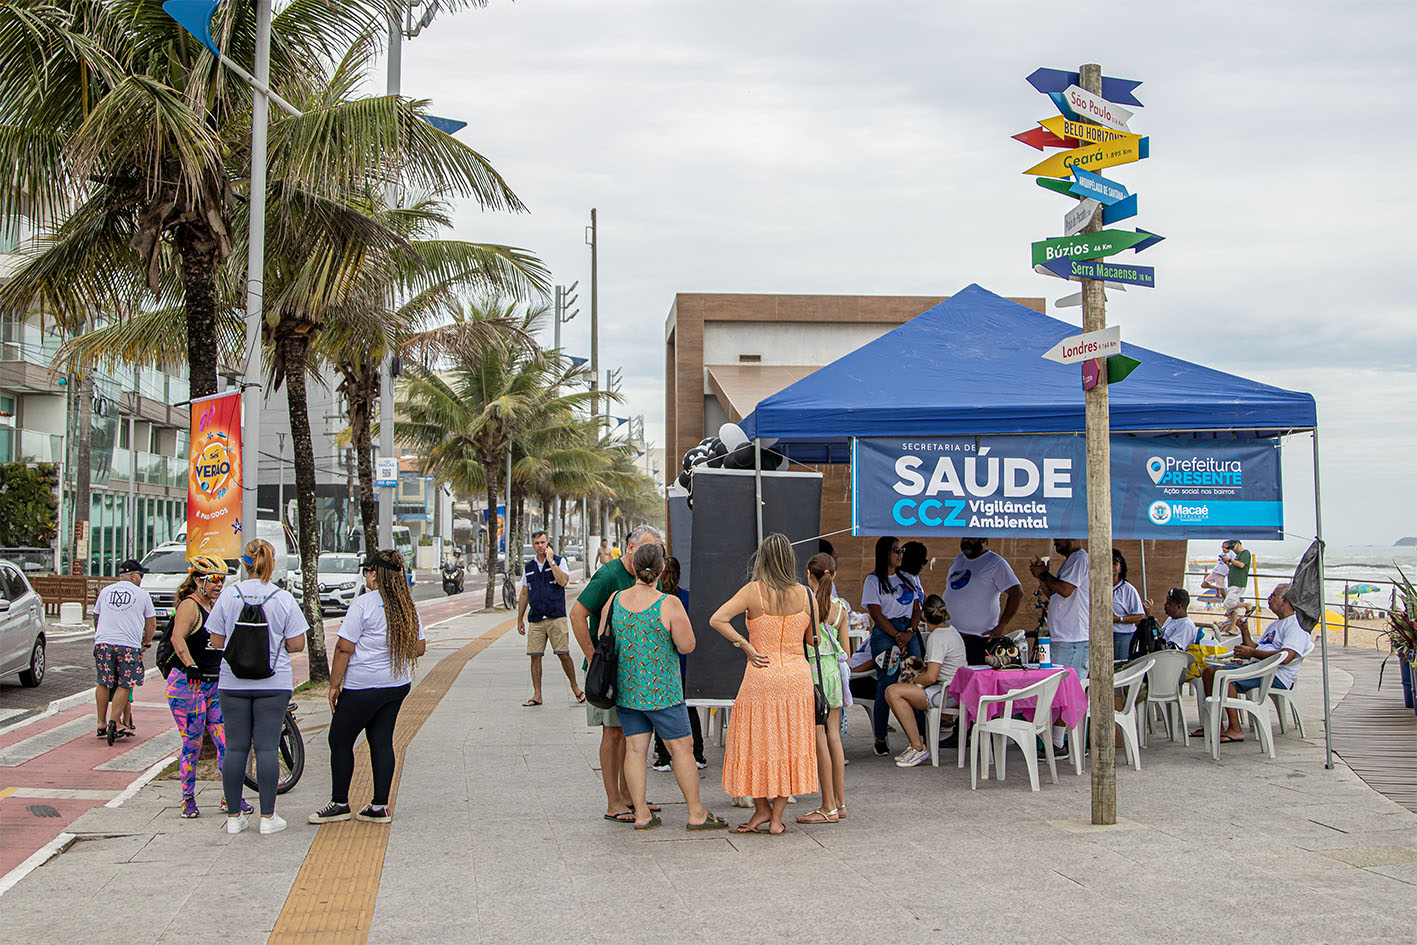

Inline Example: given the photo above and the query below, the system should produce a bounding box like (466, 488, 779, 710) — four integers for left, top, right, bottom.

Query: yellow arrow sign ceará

(1023, 135, 1146, 178)
(1038, 115, 1142, 148)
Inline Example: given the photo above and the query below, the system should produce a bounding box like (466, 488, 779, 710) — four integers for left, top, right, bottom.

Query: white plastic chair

(1143, 649, 1194, 746)
(969, 670, 1066, 792)
(926, 697, 961, 768)
(1112, 658, 1154, 770)
(1266, 677, 1307, 737)
(1067, 677, 1089, 776)
(1201, 652, 1286, 760)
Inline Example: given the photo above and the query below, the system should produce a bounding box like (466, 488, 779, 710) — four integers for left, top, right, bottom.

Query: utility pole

(586, 209, 602, 546)
(552, 281, 578, 551)
(377, 11, 402, 551)
(1079, 62, 1117, 826)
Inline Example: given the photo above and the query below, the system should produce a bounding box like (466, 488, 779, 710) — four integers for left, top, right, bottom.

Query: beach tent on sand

(739, 283, 1334, 764)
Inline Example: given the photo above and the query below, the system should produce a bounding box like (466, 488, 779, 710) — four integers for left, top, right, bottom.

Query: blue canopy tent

(739, 284, 1333, 766)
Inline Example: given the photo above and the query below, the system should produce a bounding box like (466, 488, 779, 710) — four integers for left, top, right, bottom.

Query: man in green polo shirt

(569, 524, 663, 823)
(1221, 539, 1253, 636)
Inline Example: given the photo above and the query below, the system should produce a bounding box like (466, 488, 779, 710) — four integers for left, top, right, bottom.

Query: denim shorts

(1234, 676, 1290, 692)
(617, 703, 692, 741)
(1051, 640, 1090, 679)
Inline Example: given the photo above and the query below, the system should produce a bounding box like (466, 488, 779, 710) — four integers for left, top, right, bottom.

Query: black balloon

(709, 437, 727, 456)
(677, 469, 692, 489)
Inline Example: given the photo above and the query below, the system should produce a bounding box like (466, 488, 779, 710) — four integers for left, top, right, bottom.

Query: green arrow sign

(1031, 230, 1149, 268)
(1107, 354, 1141, 385)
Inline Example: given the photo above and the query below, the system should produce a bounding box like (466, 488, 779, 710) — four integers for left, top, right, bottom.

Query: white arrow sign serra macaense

(1042, 324, 1122, 364)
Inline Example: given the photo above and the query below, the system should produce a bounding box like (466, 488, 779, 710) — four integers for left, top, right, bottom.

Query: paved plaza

(2, 594, 1415, 945)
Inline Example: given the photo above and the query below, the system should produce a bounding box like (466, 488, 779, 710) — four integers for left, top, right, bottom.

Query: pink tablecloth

(946, 666, 1088, 728)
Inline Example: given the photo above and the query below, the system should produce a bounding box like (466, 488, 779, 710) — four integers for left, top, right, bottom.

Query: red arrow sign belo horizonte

(1011, 126, 1079, 151)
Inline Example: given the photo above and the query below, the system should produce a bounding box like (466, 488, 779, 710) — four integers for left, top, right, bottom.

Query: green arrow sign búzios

(1031, 230, 1149, 268)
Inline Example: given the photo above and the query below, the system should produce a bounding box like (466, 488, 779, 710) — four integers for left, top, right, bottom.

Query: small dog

(897, 656, 927, 685)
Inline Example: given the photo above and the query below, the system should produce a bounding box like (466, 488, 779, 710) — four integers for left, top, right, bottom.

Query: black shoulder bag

(804, 590, 830, 726)
(584, 591, 622, 710)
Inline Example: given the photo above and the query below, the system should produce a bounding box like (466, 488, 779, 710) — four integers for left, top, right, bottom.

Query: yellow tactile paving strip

(268, 617, 513, 945)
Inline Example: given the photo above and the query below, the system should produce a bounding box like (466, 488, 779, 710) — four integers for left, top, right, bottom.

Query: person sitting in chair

(882, 596, 966, 768)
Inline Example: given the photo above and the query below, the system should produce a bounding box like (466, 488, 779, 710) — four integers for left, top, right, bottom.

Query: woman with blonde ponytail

(309, 550, 426, 826)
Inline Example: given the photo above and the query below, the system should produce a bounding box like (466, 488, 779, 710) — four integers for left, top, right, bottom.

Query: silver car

(0, 559, 46, 686)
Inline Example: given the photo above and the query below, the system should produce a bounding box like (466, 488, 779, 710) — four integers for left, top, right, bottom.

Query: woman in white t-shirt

(206, 539, 309, 835)
(861, 536, 924, 756)
(309, 549, 426, 826)
(1110, 550, 1149, 660)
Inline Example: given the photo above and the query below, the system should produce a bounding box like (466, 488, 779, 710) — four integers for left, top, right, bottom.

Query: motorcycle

(441, 562, 466, 596)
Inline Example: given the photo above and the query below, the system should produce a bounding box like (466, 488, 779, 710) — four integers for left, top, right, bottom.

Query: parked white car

(0, 559, 47, 687)
(291, 553, 362, 613)
(139, 546, 199, 630)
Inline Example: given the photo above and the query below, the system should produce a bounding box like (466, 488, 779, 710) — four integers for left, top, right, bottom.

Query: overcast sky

(384, 0, 1416, 547)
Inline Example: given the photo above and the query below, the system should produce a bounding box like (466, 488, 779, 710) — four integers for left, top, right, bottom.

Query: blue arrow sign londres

(162, 0, 222, 55)
(1042, 257, 1156, 287)
(1026, 68, 1145, 107)
(1068, 166, 1129, 205)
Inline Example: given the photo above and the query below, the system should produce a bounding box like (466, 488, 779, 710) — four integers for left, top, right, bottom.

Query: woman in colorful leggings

(159, 555, 248, 819)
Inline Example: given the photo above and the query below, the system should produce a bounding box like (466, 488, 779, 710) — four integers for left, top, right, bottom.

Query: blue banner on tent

(851, 435, 1281, 539)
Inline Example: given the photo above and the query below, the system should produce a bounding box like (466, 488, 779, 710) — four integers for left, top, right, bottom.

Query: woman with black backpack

(207, 539, 309, 836)
(157, 555, 250, 820)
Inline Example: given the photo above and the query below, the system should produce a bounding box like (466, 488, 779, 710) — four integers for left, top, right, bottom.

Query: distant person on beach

(1111, 549, 1149, 660)
(1192, 583, 1312, 744)
(92, 559, 156, 745)
(942, 537, 1022, 666)
(596, 540, 614, 568)
(1220, 540, 1253, 636)
(572, 525, 663, 824)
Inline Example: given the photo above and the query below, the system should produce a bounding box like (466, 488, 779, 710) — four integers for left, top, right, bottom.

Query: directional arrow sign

(1102, 193, 1138, 225)
(422, 115, 468, 134)
(1069, 166, 1129, 205)
(1039, 115, 1142, 148)
(1132, 228, 1166, 254)
(1043, 325, 1122, 365)
(1041, 257, 1156, 288)
(1031, 229, 1149, 267)
(1023, 135, 1149, 178)
(1060, 85, 1133, 131)
(1026, 68, 1145, 107)
(1011, 126, 1077, 151)
(1064, 198, 1101, 237)
(162, 0, 221, 55)
(1034, 264, 1130, 291)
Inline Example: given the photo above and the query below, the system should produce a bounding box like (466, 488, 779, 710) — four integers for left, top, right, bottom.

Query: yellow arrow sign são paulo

(1023, 133, 1149, 178)
(1038, 115, 1142, 148)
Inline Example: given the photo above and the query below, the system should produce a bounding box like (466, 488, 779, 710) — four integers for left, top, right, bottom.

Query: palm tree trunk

(483, 458, 501, 609)
(339, 362, 379, 555)
(174, 230, 221, 400)
(282, 333, 329, 681)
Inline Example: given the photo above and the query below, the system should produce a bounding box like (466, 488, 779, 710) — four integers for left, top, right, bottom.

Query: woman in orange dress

(710, 533, 819, 834)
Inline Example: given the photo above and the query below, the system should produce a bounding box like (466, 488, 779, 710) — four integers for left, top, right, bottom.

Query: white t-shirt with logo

(1161, 615, 1199, 650)
(338, 591, 426, 690)
(942, 552, 1021, 636)
(1112, 580, 1145, 634)
(861, 571, 921, 622)
(93, 580, 156, 648)
(208, 579, 310, 691)
(921, 625, 968, 705)
(1047, 549, 1091, 643)
(1257, 614, 1314, 688)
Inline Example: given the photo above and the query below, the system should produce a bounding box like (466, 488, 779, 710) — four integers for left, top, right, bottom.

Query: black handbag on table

(584, 591, 622, 710)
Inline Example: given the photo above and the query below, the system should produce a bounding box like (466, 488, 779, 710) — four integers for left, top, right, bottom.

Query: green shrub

(0, 463, 60, 546)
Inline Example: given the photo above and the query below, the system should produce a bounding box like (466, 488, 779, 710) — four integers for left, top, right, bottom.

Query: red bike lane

(0, 589, 501, 884)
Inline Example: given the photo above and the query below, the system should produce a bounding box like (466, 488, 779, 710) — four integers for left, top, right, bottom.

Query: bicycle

(501, 572, 516, 610)
(243, 701, 305, 795)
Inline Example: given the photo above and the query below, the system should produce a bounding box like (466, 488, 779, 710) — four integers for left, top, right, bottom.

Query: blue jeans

(1113, 631, 1134, 661)
(870, 617, 923, 740)
(1052, 640, 1089, 680)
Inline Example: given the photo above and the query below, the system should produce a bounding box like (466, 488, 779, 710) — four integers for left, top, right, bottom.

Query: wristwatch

(732, 639, 743, 649)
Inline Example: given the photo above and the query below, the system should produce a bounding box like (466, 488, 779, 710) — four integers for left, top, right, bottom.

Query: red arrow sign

(1011, 126, 1078, 151)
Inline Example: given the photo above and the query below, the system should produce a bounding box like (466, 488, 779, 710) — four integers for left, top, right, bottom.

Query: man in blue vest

(517, 531, 584, 706)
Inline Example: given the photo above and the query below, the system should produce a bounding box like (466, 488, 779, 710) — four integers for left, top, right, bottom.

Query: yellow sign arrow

(1023, 135, 1148, 178)
(1038, 116, 1142, 148)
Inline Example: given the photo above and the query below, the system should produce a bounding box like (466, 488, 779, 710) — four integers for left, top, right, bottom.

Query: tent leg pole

(1313, 426, 1332, 770)
(1138, 541, 1148, 603)
(753, 438, 764, 545)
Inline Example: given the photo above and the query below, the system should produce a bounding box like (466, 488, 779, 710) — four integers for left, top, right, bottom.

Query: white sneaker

(893, 747, 913, 762)
(226, 814, 248, 834)
(895, 747, 930, 767)
(259, 812, 287, 835)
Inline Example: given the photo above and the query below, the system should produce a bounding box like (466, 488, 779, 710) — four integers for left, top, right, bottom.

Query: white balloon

(718, 422, 749, 450)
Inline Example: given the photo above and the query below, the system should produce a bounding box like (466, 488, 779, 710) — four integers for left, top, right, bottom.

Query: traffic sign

(1031, 229, 1150, 267)
(375, 456, 398, 488)
(1041, 257, 1156, 287)
(1043, 325, 1122, 365)
(1069, 166, 1129, 205)
(1058, 85, 1133, 131)
(1038, 115, 1141, 148)
(1064, 198, 1101, 237)
(1023, 135, 1149, 178)
(1026, 68, 1145, 107)
(1012, 126, 1076, 151)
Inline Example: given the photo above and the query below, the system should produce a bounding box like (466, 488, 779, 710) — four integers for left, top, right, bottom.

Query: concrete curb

(0, 666, 159, 735)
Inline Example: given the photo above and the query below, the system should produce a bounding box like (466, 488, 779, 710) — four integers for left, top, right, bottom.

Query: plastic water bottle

(1038, 636, 1052, 668)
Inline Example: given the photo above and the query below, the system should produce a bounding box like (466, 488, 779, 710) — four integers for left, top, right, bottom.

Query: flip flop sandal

(634, 813, 662, 831)
(628, 802, 663, 813)
(603, 810, 636, 823)
(522, 699, 542, 707)
(686, 813, 729, 831)
(733, 823, 769, 834)
(96, 728, 108, 738)
(1219, 735, 1245, 743)
(794, 808, 836, 825)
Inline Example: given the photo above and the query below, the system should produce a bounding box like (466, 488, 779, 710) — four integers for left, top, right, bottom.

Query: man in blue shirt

(517, 531, 583, 707)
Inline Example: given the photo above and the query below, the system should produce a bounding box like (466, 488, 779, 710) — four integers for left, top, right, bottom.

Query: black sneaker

(1039, 741, 1070, 762)
(356, 805, 392, 823)
(873, 738, 890, 757)
(650, 759, 672, 772)
(694, 757, 708, 770)
(307, 802, 352, 824)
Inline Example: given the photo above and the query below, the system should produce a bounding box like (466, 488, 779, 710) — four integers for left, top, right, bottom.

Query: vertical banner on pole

(187, 391, 243, 561)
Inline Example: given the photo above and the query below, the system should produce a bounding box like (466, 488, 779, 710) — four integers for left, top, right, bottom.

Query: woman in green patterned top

(597, 542, 728, 832)
(798, 552, 850, 824)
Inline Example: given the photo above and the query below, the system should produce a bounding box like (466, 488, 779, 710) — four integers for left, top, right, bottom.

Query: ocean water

(1184, 539, 1415, 611)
